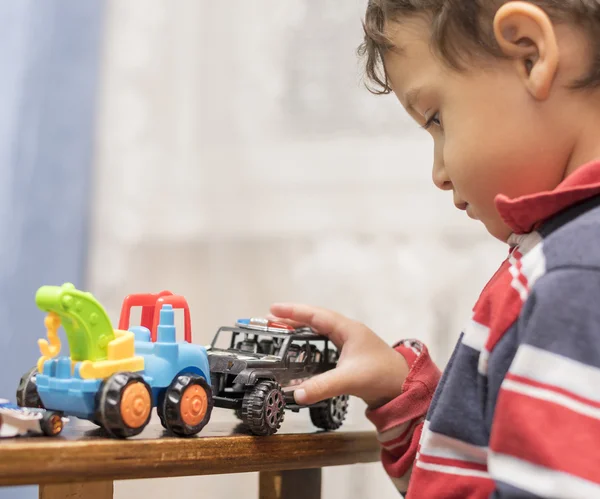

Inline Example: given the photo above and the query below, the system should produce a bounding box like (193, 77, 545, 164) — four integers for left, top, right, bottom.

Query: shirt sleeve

(366, 339, 441, 495)
(487, 267, 600, 498)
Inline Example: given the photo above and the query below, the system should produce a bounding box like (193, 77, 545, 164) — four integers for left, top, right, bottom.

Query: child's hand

(269, 303, 409, 409)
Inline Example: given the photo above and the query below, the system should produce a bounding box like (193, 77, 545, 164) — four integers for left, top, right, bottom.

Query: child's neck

(563, 93, 600, 179)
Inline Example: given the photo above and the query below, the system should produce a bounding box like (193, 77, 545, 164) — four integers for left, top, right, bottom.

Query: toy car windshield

(210, 327, 285, 356)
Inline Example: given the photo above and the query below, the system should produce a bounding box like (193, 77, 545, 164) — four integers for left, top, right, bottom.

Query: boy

(270, 1, 600, 497)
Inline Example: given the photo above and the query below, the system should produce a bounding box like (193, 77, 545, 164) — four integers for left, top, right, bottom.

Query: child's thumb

(293, 369, 347, 406)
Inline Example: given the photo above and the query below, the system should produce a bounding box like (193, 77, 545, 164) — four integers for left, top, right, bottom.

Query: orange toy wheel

(96, 372, 153, 439)
(121, 381, 152, 428)
(180, 384, 208, 426)
(159, 374, 213, 437)
(41, 411, 64, 436)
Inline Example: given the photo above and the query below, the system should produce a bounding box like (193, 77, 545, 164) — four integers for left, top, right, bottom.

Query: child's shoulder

(513, 195, 600, 342)
(508, 208, 600, 372)
(536, 195, 600, 272)
(469, 196, 600, 356)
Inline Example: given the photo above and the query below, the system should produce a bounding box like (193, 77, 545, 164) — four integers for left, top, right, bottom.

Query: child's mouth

(456, 200, 478, 220)
(466, 204, 478, 220)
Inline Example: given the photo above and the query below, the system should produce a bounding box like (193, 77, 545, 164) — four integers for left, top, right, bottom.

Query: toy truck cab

(17, 284, 213, 439)
(118, 290, 192, 343)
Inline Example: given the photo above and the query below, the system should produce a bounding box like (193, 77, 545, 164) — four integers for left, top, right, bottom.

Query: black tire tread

(16, 367, 44, 409)
(159, 374, 213, 437)
(241, 380, 285, 436)
(95, 372, 152, 439)
(309, 395, 349, 431)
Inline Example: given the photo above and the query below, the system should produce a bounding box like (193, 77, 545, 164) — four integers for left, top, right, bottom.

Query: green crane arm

(35, 283, 115, 362)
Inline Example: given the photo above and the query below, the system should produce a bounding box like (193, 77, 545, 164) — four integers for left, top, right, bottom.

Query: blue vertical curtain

(0, 1, 104, 497)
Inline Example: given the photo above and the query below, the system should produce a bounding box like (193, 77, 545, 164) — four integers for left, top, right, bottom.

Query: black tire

(156, 390, 167, 429)
(241, 380, 285, 436)
(158, 404, 168, 430)
(310, 395, 349, 431)
(234, 408, 243, 421)
(159, 374, 213, 437)
(40, 411, 64, 436)
(16, 367, 44, 409)
(95, 372, 153, 439)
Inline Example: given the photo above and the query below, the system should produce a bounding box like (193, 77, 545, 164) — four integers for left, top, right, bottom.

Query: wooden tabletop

(0, 418, 380, 486)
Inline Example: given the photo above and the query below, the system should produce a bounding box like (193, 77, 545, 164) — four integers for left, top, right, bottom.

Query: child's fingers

(292, 367, 350, 405)
(264, 313, 307, 330)
(269, 303, 354, 346)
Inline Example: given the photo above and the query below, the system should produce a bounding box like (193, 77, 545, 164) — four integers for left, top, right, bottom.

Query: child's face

(383, 17, 578, 242)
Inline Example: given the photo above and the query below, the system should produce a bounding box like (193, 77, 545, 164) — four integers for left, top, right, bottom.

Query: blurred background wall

(0, 1, 506, 498)
(0, 1, 104, 498)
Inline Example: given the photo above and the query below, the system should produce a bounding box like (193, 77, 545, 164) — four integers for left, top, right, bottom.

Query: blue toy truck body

(35, 304, 211, 424)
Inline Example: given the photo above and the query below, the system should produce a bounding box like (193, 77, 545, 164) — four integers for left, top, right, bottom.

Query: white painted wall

(88, 1, 506, 497)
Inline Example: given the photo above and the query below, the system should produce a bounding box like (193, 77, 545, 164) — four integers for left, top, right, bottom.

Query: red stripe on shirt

(367, 346, 440, 432)
(505, 372, 600, 410)
(511, 251, 530, 291)
(484, 289, 521, 353)
(472, 263, 522, 354)
(381, 418, 422, 449)
(407, 465, 494, 499)
(491, 386, 600, 485)
(517, 272, 528, 290)
(472, 259, 511, 312)
(382, 421, 424, 478)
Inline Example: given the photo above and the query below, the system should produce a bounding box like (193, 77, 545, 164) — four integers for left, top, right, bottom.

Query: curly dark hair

(358, 0, 600, 94)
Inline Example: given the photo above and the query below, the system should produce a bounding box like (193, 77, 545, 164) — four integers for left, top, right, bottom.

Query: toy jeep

(206, 318, 349, 435)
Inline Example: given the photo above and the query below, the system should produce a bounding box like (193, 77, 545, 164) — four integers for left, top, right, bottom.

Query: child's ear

(493, 1, 559, 100)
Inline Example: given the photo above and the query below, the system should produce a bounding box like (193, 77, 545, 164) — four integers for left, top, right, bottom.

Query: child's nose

(432, 162, 452, 191)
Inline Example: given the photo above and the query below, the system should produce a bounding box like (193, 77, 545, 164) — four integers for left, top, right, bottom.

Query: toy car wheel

(234, 408, 243, 421)
(40, 411, 64, 437)
(16, 367, 44, 409)
(159, 374, 213, 437)
(241, 380, 285, 436)
(309, 394, 349, 431)
(95, 372, 153, 439)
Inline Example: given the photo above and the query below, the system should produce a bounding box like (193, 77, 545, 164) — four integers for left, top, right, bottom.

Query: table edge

(0, 430, 381, 485)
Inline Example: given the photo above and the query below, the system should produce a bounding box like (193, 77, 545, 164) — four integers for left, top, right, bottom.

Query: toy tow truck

(207, 318, 349, 436)
(16, 283, 213, 439)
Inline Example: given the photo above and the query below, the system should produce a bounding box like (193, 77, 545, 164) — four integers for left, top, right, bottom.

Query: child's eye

(422, 111, 441, 130)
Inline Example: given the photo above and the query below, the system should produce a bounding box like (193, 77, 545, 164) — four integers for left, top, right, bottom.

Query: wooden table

(0, 418, 380, 499)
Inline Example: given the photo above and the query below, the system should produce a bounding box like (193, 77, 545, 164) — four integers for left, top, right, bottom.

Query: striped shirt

(367, 158, 600, 498)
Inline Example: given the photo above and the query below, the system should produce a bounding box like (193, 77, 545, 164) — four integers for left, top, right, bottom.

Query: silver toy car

(0, 399, 67, 437)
